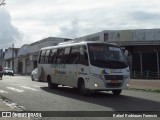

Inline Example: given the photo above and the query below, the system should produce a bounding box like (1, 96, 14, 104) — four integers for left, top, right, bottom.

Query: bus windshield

(88, 43, 128, 69)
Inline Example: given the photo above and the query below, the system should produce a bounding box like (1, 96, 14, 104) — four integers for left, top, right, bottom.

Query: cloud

(130, 11, 160, 21)
(58, 18, 79, 38)
(0, 8, 23, 48)
(1, 0, 160, 48)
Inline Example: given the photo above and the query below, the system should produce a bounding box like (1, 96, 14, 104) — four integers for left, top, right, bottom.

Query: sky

(0, 0, 160, 48)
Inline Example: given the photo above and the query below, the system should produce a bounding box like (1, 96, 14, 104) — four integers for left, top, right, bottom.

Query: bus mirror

(80, 48, 87, 53)
(124, 50, 128, 57)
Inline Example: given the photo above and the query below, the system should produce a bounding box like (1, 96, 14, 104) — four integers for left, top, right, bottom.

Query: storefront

(17, 44, 31, 74)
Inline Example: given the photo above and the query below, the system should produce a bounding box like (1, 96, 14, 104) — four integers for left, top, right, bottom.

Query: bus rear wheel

(47, 77, 58, 89)
(112, 89, 122, 95)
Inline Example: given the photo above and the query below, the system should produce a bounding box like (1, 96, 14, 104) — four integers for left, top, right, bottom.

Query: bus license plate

(111, 80, 118, 83)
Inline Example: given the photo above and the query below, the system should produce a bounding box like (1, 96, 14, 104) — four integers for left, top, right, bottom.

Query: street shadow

(41, 86, 160, 111)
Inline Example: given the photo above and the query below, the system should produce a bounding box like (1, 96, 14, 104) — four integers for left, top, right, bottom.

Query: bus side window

(40, 50, 46, 64)
(56, 48, 65, 64)
(45, 50, 51, 64)
(63, 47, 71, 64)
(38, 51, 42, 64)
(79, 46, 89, 66)
(50, 49, 57, 63)
(69, 47, 80, 64)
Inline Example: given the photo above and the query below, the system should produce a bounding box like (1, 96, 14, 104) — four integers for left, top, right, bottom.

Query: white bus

(37, 41, 130, 95)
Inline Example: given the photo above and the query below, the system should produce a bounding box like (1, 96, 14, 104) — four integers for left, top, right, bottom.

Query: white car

(31, 68, 38, 81)
(3, 67, 14, 76)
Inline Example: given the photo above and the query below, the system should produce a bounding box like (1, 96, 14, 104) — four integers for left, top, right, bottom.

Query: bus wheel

(112, 89, 122, 95)
(47, 77, 58, 89)
(31, 75, 34, 81)
(78, 80, 90, 95)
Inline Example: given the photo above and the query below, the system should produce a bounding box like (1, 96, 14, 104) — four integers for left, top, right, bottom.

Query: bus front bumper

(85, 76, 130, 91)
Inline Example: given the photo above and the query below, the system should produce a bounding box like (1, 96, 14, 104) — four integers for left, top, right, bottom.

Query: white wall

(29, 37, 66, 54)
(104, 29, 160, 42)
(75, 29, 160, 43)
(75, 31, 103, 42)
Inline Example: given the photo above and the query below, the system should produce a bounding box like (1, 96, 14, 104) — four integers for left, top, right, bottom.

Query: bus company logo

(2, 112, 11, 117)
(0, 0, 6, 6)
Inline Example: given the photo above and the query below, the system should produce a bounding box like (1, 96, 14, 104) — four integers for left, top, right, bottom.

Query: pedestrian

(0, 65, 3, 80)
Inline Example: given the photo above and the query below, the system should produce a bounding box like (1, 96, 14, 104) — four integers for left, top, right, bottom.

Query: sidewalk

(0, 97, 31, 120)
(0, 100, 15, 111)
(129, 79, 160, 90)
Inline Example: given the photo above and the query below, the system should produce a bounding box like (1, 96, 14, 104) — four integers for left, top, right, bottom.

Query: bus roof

(40, 41, 117, 50)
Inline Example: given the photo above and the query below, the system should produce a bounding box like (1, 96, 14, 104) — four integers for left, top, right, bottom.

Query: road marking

(20, 86, 37, 91)
(6, 87, 24, 93)
(0, 89, 8, 93)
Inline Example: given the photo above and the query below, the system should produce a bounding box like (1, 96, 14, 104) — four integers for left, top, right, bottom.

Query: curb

(0, 95, 25, 111)
(129, 87, 160, 93)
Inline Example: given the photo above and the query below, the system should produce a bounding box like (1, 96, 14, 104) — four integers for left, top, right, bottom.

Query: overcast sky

(0, 0, 160, 48)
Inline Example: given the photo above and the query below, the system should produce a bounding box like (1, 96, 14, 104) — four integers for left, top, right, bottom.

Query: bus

(37, 41, 130, 95)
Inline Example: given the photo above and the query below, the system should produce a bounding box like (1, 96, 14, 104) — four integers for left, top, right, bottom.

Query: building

(0, 49, 4, 67)
(17, 44, 31, 74)
(75, 29, 160, 79)
(4, 47, 19, 73)
(3, 37, 71, 74)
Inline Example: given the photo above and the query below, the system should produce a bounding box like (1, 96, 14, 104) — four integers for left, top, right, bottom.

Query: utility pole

(154, 49, 159, 78)
(12, 43, 14, 71)
(138, 51, 143, 77)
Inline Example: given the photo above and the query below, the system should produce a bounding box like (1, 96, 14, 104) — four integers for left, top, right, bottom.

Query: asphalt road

(0, 75, 160, 120)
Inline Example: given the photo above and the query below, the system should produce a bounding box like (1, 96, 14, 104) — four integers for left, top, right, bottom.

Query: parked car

(3, 67, 14, 76)
(31, 68, 38, 81)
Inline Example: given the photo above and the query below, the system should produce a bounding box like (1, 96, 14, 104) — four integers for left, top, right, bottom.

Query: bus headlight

(91, 73, 103, 80)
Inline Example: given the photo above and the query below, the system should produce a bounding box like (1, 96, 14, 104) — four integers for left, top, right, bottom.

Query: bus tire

(112, 89, 122, 95)
(47, 76, 58, 89)
(31, 75, 34, 81)
(78, 79, 90, 95)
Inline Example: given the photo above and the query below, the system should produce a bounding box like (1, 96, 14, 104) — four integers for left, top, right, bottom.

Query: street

(0, 75, 160, 119)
